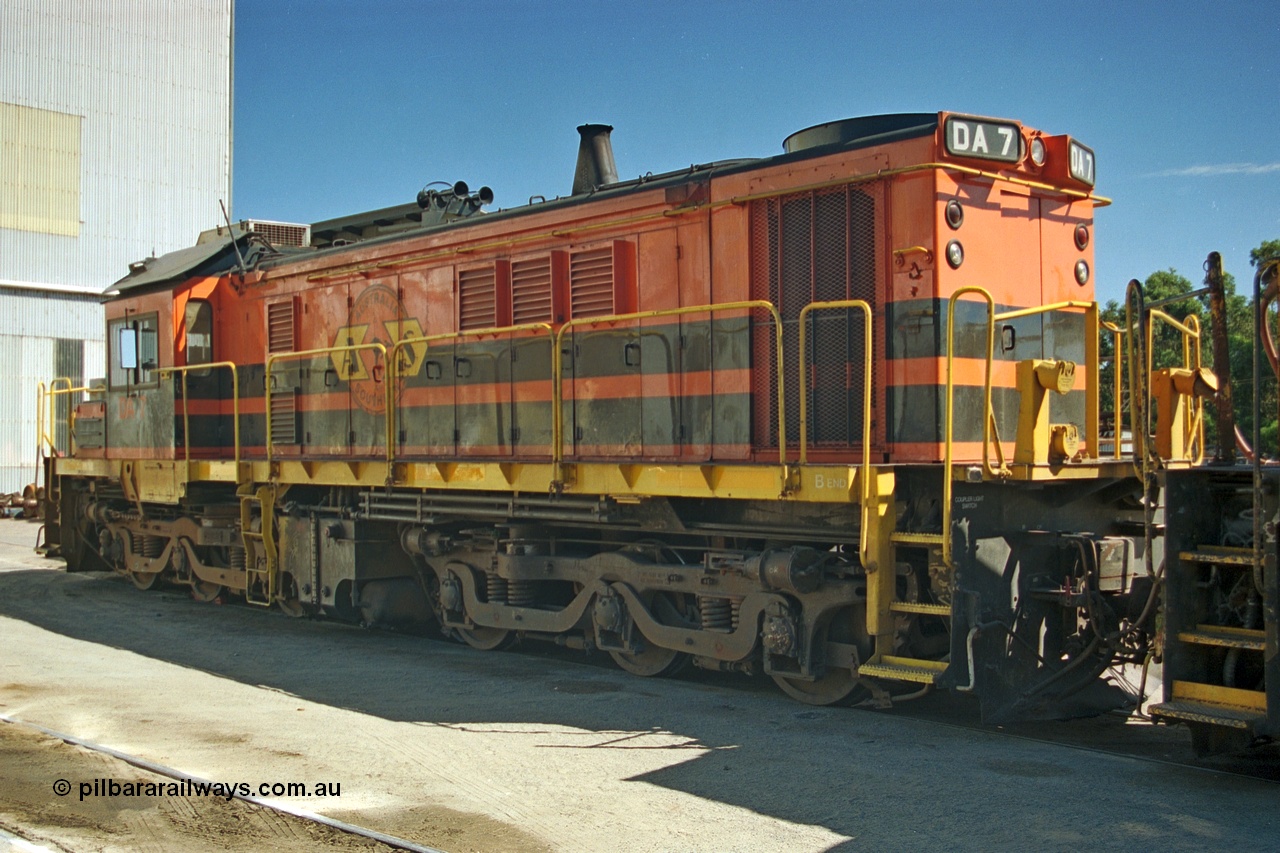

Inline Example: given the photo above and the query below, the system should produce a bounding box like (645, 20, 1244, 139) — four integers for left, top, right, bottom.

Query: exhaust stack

(572, 124, 619, 195)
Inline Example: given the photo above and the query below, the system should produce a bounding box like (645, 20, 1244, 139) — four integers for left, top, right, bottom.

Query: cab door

(106, 308, 170, 459)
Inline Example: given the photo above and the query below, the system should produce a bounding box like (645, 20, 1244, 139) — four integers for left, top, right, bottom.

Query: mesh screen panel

(249, 221, 310, 248)
(751, 185, 879, 449)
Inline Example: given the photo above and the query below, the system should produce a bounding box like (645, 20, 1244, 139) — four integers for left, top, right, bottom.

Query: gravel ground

(0, 518, 1277, 852)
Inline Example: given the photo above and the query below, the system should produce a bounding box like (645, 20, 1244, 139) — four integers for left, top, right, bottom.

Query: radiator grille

(459, 266, 497, 330)
(269, 389, 297, 445)
(751, 185, 879, 450)
(569, 247, 614, 318)
(511, 257, 553, 324)
(266, 300, 295, 353)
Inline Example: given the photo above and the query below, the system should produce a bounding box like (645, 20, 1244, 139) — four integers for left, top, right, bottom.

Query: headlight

(946, 241, 965, 269)
(1075, 260, 1090, 285)
(1029, 137, 1046, 167)
(945, 200, 964, 230)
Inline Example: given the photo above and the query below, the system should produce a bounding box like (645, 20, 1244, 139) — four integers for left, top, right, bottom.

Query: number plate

(1069, 140, 1096, 186)
(944, 116, 1022, 163)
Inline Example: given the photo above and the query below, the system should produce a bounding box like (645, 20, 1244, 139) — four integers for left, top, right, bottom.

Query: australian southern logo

(330, 285, 426, 414)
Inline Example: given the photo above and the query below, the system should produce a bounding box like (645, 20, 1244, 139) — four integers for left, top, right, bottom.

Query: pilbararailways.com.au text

(54, 778, 342, 801)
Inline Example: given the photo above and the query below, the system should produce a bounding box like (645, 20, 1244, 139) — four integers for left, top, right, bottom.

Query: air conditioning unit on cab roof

(243, 219, 311, 248)
(197, 219, 312, 248)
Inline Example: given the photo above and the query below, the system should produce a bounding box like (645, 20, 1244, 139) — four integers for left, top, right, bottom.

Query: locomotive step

(1179, 546, 1256, 566)
(1175, 624, 1266, 651)
(888, 601, 950, 616)
(889, 531, 944, 546)
(1150, 680, 1267, 729)
(858, 655, 948, 685)
(1148, 700, 1267, 730)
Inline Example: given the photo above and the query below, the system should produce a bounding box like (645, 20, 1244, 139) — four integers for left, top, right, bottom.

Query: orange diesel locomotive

(40, 112, 1272, 747)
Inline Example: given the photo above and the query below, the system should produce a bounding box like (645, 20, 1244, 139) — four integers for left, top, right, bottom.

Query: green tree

(1250, 239, 1280, 268)
(1248, 239, 1280, 450)
(1099, 251, 1271, 457)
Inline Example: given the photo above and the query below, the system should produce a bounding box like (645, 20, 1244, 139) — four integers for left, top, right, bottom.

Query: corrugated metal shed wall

(0, 0, 233, 290)
(0, 2, 231, 492)
(0, 290, 105, 492)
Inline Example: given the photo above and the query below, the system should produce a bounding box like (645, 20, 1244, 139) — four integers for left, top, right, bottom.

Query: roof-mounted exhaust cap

(572, 124, 619, 195)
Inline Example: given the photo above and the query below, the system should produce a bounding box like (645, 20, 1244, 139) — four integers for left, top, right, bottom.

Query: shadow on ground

(1, 563, 1277, 849)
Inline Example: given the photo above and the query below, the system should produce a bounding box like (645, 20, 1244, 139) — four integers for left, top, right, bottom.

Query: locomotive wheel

(277, 574, 307, 618)
(128, 570, 161, 591)
(609, 593, 694, 677)
(771, 665, 859, 706)
(278, 598, 307, 618)
(190, 579, 223, 603)
(457, 625, 516, 651)
(770, 607, 867, 706)
(609, 644, 686, 677)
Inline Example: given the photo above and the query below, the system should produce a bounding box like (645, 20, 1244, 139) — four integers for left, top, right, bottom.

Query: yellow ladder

(238, 483, 278, 607)
(858, 530, 950, 685)
(1149, 546, 1268, 743)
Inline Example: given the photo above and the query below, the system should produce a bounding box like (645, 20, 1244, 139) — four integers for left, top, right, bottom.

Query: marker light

(946, 241, 964, 269)
(1074, 224, 1090, 250)
(945, 200, 964, 230)
(1075, 260, 1090, 285)
(1029, 137, 1046, 167)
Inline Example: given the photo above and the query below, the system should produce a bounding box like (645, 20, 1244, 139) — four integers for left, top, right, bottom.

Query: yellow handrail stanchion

(1147, 309, 1207, 464)
(943, 287, 998, 568)
(1101, 321, 1126, 460)
(387, 322, 556, 469)
(797, 300, 874, 569)
(265, 344, 389, 465)
(159, 362, 242, 467)
(44, 377, 74, 455)
(993, 300, 1100, 460)
(552, 301, 788, 486)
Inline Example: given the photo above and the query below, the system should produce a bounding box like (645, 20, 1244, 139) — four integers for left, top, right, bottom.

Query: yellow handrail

(1146, 309, 1206, 464)
(940, 287, 1003, 569)
(39, 378, 103, 457)
(387, 322, 555, 465)
(36, 381, 46, 459)
(265, 343, 390, 464)
(159, 362, 242, 467)
(797, 300, 874, 568)
(1101, 321, 1127, 460)
(993, 300, 1100, 459)
(552, 301, 788, 480)
(41, 376, 74, 454)
(946, 287, 1002, 483)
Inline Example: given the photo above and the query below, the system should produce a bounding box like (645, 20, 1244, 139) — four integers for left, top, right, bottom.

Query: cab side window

(109, 313, 159, 390)
(184, 300, 214, 370)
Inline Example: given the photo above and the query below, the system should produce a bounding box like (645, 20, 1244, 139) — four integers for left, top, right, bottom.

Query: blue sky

(233, 0, 1279, 305)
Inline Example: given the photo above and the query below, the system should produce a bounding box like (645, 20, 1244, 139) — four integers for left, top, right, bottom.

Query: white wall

(0, 0, 233, 291)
